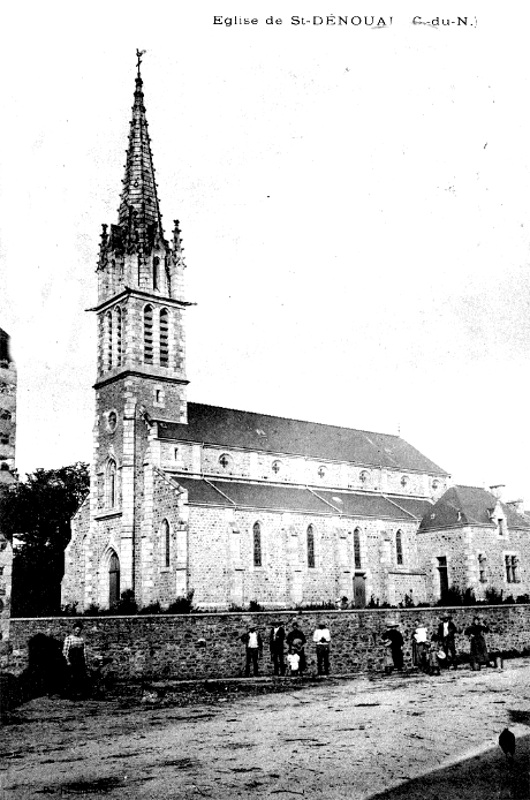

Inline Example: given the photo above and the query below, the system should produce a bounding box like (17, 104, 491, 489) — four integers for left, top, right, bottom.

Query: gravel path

(1, 661, 530, 799)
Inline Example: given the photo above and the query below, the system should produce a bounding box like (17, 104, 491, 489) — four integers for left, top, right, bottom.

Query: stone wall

(5, 606, 530, 682)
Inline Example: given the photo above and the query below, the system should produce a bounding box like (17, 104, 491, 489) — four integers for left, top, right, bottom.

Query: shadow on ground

(368, 725, 530, 800)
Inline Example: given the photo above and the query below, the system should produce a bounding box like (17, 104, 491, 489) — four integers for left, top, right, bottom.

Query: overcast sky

(2, 1, 530, 501)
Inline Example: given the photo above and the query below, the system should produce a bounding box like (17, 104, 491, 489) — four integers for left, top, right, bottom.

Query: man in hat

(382, 620, 404, 672)
(269, 621, 286, 676)
(312, 622, 331, 676)
(437, 613, 458, 669)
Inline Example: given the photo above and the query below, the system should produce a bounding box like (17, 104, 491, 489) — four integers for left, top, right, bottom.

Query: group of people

(241, 621, 332, 677)
(244, 614, 495, 678)
(61, 613, 495, 697)
(410, 613, 492, 675)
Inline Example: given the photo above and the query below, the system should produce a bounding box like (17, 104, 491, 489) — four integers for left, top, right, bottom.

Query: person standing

(465, 616, 490, 671)
(269, 622, 286, 676)
(63, 622, 87, 698)
(413, 623, 429, 673)
(382, 621, 404, 672)
(312, 622, 331, 676)
(437, 613, 458, 669)
(241, 626, 263, 677)
(286, 621, 307, 675)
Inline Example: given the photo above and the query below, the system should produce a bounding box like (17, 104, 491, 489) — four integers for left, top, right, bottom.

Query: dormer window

(498, 518, 506, 536)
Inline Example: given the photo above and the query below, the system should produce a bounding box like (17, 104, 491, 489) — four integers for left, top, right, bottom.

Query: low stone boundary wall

(4, 605, 530, 682)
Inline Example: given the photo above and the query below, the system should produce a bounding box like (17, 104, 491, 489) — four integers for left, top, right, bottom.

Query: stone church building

(62, 60, 530, 612)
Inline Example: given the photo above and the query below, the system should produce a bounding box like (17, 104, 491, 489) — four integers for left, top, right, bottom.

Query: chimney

(489, 484, 505, 501)
(506, 499, 525, 516)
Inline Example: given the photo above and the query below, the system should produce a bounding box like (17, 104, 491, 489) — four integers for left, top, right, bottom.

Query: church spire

(117, 50, 164, 241)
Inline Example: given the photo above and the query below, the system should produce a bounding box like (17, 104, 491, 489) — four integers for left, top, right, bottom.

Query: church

(62, 58, 530, 612)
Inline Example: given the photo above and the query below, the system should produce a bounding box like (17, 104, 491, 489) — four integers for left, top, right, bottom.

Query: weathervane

(136, 48, 146, 77)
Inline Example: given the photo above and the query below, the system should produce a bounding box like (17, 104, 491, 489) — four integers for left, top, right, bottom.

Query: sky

(1, 2, 530, 501)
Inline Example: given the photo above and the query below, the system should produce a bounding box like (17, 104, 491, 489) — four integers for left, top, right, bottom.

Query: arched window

(159, 308, 169, 366)
(109, 551, 120, 608)
(115, 306, 122, 367)
(396, 530, 404, 565)
(161, 519, 171, 568)
(253, 522, 262, 567)
(354, 528, 362, 570)
(106, 458, 117, 508)
(153, 256, 160, 291)
(105, 310, 113, 370)
(144, 305, 153, 363)
(307, 524, 315, 568)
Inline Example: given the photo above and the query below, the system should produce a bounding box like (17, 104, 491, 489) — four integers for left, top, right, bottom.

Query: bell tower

(94, 50, 190, 418)
(86, 51, 190, 609)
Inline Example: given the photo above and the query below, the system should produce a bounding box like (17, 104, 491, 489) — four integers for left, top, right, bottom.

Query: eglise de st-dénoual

(62, 57, 530, 613)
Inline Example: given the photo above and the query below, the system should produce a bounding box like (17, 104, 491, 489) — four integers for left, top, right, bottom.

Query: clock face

(108, 411, 117, 432)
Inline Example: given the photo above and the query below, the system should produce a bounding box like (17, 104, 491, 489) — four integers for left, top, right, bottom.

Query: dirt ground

(1, 660, 530, 799)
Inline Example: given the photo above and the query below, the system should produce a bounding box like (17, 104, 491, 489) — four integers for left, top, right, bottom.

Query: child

(428, 634, 442, 676)
(287, 649, 300, 676)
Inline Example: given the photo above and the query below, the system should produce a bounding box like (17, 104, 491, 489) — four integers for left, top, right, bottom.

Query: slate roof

(419, 485, 530, 532)
(157, 403, 448, 475)
(169, 476, 432, 520)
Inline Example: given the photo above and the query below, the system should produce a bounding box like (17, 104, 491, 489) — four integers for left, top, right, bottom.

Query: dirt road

(2, 661, 530, 799)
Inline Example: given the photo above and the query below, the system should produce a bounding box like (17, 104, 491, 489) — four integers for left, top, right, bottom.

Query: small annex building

(418, 485, 530, 602)
(62, 58, 530, 612)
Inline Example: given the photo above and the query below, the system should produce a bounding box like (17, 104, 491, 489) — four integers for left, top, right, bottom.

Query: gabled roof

(157, 403, 448, 475)
(169, 476, 431, 521)
(419, 485, 530, 532)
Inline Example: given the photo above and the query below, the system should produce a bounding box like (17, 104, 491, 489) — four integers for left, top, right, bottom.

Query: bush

(248, 599, 265, 612)
(113, 589, 138, 615)
(165, 590, 195, 615)
(484, 587, 504, 605)
(139, 601, 162, 615)
(294, 599, 337, 611)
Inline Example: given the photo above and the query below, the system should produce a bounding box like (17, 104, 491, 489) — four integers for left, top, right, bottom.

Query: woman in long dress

(465, 616, 490, 670)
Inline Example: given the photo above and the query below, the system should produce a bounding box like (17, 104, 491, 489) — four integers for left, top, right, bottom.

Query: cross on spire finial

(136, 48, 146, 78)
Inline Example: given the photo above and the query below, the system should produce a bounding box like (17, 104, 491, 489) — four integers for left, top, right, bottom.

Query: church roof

(171, 476, 433, 520)
(419, 485, 530, 531)
(157, 403, 448, 475)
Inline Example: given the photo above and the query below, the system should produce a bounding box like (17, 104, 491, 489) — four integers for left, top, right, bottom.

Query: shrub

(139, 601, 162, 615)
(113, 589, 138, 615)
(484, 587, 504, 605)
(165, 590, 195, 615)
(248, 599, 265, 612)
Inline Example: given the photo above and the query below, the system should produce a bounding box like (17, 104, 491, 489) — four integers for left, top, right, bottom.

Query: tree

(0, 463, 89, 616)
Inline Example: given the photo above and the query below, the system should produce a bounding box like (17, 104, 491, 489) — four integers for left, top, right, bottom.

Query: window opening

(253, 522, 262, 567)
(396, 530, 404, 565)
(307, 524, 315, 568)
(144, 305, 154, 363)
(160, 308, 169, 366)
(354, 528, 362, 570)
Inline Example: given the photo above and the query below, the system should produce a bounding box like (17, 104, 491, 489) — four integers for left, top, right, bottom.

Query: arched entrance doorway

(108, 551, 120, 608)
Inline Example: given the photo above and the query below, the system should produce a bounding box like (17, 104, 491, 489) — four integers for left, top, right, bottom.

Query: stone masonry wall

(5, 606, 530, 682)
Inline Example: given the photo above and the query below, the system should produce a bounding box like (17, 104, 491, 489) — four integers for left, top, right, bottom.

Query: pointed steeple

(117, 50, 164, 243)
